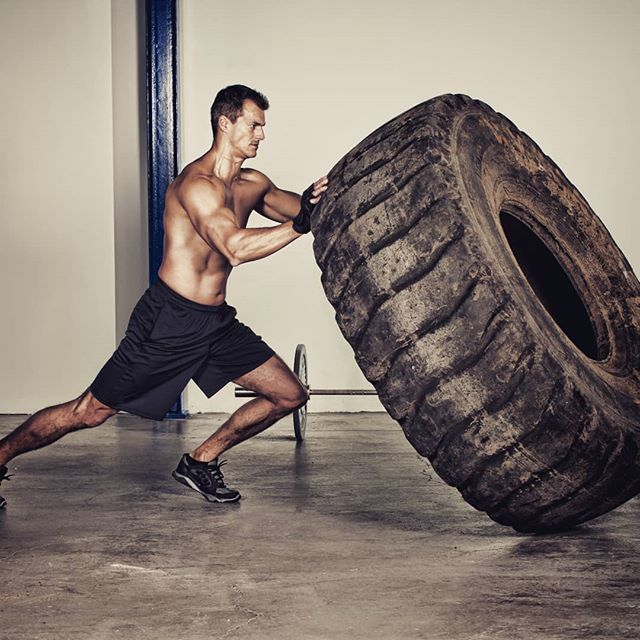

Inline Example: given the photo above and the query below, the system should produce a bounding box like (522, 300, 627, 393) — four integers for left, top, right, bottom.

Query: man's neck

(206, 140, 245, 187)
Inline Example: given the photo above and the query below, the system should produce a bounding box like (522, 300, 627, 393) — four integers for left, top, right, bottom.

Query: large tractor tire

(312, 94, 640, 533)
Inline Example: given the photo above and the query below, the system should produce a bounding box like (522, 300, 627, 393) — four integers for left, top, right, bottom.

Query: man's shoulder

(239, 168, 272, 189)
(168, 171, 225, 220)
(175, 167, 224, 200)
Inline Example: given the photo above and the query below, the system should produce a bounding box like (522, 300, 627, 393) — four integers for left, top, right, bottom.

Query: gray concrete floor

(0, 412, 638, 640)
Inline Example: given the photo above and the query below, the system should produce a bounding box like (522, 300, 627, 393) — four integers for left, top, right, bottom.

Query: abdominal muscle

(157, 200, 233, 307)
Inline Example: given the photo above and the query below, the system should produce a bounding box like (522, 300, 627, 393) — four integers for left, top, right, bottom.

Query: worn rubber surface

(312, 94, 640, 533)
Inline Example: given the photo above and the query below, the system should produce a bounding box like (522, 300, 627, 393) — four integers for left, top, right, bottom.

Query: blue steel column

(146, 0, 185, 417)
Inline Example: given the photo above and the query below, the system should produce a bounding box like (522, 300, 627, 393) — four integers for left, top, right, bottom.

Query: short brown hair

(210, 85, 269, 137)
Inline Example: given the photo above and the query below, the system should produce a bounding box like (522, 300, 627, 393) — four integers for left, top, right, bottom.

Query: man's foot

(0, 465, 11, 509)
(172, 454, 241, 503)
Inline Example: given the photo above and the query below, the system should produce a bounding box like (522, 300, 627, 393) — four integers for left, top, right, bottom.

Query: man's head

(210, 85, 269, 138)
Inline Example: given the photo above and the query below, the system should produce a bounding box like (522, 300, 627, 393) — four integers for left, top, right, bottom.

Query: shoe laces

(193, 460, 228, 489)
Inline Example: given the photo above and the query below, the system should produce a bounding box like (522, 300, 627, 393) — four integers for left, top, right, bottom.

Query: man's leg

(172, 354, 308, 502)
(0, 390, 117, 467)
(191, 354, 308, 462)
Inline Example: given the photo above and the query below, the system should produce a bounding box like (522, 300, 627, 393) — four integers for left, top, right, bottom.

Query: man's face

(225, 99, 266, 158)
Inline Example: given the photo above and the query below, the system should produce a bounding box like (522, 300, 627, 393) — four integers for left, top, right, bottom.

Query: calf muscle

(190, 355, 308, 462)
(0, 391, 116, 466)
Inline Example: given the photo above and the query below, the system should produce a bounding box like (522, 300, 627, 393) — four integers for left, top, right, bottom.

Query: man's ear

(218, 115, 230, 133)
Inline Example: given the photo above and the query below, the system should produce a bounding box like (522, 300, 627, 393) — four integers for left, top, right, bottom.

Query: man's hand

(293, 176, 329, 234)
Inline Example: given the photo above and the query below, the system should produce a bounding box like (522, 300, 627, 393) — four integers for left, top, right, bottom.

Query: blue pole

(146, 0, 185, 418)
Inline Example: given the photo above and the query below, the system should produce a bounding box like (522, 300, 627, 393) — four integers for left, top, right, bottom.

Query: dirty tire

(312, 94, 640, 533)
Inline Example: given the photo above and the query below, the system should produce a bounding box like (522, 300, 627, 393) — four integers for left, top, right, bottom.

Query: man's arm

(257, 174, 329, 223)
(180, 178, 301, 267)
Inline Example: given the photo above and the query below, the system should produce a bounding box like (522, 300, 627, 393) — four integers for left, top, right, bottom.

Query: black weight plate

(293, 343, 308, 442)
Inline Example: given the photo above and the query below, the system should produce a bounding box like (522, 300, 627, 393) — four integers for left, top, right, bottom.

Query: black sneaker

(172, 454, 241, 503)
(0, 465, 11, 509)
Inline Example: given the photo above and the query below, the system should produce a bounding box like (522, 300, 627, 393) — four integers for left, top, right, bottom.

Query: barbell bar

(234, 343, 378, 442)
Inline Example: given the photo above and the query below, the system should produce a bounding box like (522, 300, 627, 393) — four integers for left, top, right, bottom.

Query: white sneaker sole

(172, 471, 241, 503)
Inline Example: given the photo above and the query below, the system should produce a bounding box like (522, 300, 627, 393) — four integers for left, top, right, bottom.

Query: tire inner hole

(499, 211, 601, 360)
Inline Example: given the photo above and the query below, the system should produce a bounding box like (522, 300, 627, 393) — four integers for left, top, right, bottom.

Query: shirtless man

(0, 84, 328, 507)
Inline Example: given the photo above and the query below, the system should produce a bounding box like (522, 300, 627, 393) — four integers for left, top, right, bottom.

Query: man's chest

(226, 181, 264, 228)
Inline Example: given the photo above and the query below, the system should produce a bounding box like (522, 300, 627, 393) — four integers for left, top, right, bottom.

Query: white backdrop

(179, 0, 640, 414)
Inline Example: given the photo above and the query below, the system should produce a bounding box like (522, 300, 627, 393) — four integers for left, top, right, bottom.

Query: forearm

(274, 190, 301, 220)
(261, 177, 327, 227)
(261, 189, 301, 222)
(221, 221, 301, 266)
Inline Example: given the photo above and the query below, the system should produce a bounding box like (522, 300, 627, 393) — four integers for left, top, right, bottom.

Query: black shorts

(90, 279, 275, 420)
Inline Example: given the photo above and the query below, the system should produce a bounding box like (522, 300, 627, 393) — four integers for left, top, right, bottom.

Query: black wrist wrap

(293, 184, 315, 234)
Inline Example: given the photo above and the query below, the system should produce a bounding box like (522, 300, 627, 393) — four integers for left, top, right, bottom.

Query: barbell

(234, 343, 378, 442)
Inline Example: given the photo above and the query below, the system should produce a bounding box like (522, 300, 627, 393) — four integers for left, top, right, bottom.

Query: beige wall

(0, 0, 117, 412)
(1, 1, 637, 417)
(179, 0, 640, 414)
(0, 0, 147, 413)
(111, 0, 148, 338)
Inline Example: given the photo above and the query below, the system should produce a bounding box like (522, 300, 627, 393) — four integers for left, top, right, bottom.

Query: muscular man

(0, 84, 328, 508)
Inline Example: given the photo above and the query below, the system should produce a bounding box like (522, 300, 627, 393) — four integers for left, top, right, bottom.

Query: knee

(274, 384, 309, 413)
(82, 408, 116, 428)
(71, 393, 117, 428)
